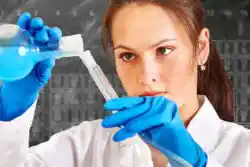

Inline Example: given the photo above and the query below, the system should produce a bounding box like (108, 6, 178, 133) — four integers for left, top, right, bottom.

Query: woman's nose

(139, 57, 160, 86)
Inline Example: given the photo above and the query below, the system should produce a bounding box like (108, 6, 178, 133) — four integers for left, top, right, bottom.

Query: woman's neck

(180, 95, 201, 127)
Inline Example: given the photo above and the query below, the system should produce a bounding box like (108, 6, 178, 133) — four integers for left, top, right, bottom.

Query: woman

(0, 0, 249, 167)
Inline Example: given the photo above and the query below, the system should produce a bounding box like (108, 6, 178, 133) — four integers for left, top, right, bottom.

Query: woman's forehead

(111, 3, 188, 48)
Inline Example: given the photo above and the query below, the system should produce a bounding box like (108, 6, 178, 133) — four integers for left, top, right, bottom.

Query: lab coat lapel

(187, 96, 221, 153)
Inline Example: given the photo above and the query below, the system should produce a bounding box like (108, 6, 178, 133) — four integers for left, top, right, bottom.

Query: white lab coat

(0, 95, 249, 167)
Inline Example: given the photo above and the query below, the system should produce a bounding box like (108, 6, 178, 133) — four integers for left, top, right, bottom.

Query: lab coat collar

(187, 95, 221, 153)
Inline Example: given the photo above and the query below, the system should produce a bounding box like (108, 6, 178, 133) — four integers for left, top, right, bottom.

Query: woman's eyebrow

(114, 38, 176, 51)
(150, 38, 176, 48)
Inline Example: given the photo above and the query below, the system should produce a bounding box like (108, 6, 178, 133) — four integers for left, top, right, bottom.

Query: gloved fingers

(111, 116, 163, 142)
(102, 96, 176, 128)
(113, 122, 170, 143)
(149, 96, 178, 121)
(35, 27, 49, 44)
(34, 58, 55, 85)
(34, 26, 62, 49)
(37, 57, 56, 70)
(30, 17, 44, 30)
(113, 127, 136, 142)
(102, 102, 151, 128)
(122, 96, 176, 122)
(133, 96, 168, 119)
(17, 12, 31, 29)
(111, 96, 179, 141)
(104, 96, 145, 111)
(47, 27, 62, 50)
(48, 27, 62, 41)
(27, 17, 45, 37)
(125, 113, 169, 133)
(151, 96, 171, 106)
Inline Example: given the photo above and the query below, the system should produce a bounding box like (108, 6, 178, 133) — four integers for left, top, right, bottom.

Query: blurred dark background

(0, 0, 250, 146)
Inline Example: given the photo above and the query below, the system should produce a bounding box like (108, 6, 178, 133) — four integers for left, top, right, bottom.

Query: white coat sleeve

(0, 100, 103, 167)
(205, 126, 250, 167)
(205, 147, 250, 167)
(205, 156, 224, 167)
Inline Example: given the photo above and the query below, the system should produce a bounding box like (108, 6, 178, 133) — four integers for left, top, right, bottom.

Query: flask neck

(31, 49, 61, 62)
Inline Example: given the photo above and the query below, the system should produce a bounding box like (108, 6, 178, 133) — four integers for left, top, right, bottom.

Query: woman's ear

(196, 28, 210, 66)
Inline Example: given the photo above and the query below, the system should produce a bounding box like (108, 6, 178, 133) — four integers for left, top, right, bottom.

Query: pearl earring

(200, 65, 206, 71)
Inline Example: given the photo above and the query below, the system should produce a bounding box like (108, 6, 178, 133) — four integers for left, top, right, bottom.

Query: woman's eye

(120, 53, 136, 62)
(156, 47, 172, 56)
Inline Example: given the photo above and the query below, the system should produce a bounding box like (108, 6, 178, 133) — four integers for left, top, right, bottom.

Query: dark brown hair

(101, 0, 235, 122)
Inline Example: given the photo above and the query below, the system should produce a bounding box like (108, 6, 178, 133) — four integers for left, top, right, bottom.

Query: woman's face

(111, 3, 208, 107)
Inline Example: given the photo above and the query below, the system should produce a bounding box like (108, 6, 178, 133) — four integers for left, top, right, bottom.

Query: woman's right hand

(15, 12, 62, 91)
(0, 12, 62, 121)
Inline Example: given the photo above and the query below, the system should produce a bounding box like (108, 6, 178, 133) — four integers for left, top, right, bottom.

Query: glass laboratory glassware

(0, 23, 84, 82)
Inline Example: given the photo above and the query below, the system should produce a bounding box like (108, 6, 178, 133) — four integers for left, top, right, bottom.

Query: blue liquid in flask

(0, 24, 80, 82)
(0, 45, 60, 81)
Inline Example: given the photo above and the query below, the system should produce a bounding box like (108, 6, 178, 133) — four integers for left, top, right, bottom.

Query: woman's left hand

(102, 96, 207, 167)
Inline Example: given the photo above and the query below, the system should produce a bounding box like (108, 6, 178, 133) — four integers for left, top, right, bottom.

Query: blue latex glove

(0, 12, 62, 121)
(102, 96, 207, 167)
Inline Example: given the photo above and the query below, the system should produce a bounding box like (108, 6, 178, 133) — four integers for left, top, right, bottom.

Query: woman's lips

(141, 91, 167, 96)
